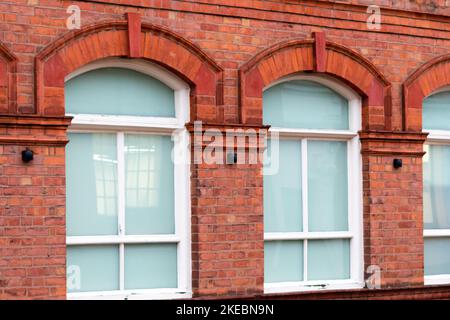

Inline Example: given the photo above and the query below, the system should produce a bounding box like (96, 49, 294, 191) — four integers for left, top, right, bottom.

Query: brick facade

(1, 0, 450, 299)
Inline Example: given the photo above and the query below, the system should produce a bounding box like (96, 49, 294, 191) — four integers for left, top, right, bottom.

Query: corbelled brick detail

(239, 34, 392, 131)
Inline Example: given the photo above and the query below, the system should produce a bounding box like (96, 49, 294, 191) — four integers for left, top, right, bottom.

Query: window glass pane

(423, 144, 450, 229)
(66, 133, 118, 236)
(425, 238, 450, 276)
(263, 80, 349, 130)
(308, 141, 348, 232)
(65, 68, 175, 117)
(264, 139, 302, 232)
(67, 245, 119, 293)
(308, 239, 350, 281)
(264, 240, 303, 283)
(125, 135, 175, 235)
(423, 91, 450, 130)
(125, 244, 177, 289)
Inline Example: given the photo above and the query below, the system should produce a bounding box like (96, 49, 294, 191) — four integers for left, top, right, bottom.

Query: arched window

(423, 88, 450, 285)
(65, 58, 191, 299)
(263, 75, 363, 293)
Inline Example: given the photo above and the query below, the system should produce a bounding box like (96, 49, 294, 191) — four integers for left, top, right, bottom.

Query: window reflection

(125, 136, 159, 208)
(93, 139, 118, 217)
(125, 134, 174, 235)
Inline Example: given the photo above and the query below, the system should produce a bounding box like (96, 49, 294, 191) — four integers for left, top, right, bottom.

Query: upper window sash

(423, 90, 450, 131)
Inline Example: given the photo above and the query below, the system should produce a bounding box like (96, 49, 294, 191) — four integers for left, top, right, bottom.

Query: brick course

(0, 0, 450, 299)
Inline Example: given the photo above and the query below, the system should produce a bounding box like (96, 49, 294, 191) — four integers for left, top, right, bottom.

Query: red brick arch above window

(403, 54, 450, 131)
(239, 33, 391, 131)
(0, 42, 17, 114)
(35, 14, 224, 122)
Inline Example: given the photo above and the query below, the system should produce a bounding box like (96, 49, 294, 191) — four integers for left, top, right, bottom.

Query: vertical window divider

(117, 132, 126, 291)
(301, 138, 308, 282)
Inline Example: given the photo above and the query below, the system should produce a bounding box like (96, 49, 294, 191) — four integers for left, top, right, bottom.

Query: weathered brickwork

(0, 0, 450, 299)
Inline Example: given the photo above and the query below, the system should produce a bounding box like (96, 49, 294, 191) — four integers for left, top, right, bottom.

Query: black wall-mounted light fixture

(21, 148, 34, 163)
(226, 152, 238, 165)
(393, 158, 402, 169)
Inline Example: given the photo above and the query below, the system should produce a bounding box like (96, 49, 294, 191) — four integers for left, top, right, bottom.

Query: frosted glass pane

(423, 91, 450, 130)
(425, 238, 450, 276)
(308, 239, 350, 280)
(65, 68, 175, 117)
(67, 245, 119, 293)
(264, 241, 303, 283)
(125, 244, 177, 289)
(264, 139, 302, 232)
(125, 135, 174, 235)
(423, 145, 450, 229)
(66, 133, 118, 236)
(263, 80, 349, 130)
(308, 141, 348, 232)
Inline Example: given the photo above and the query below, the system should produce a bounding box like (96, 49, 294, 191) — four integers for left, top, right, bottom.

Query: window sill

(264, 280, 365, 294)
(67, 289, 192, 300)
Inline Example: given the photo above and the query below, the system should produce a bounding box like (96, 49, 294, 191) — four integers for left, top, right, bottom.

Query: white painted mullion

(119, 244, 125, 291)
(174, 128, 191, 293)
(301, 139, 308, 282)
(348, 137, 361, 284)
(117, 132, 126, 291)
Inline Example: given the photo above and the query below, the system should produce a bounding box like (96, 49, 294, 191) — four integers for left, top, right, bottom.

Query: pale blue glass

(66, 133, 118, 236)
(124, 244, 177, 289)
(67, 245, 119, 293)
(423, 91, 450, 130)
(308, 239, 350, 280)
(425, 238, 450, 276)
(423, 145, 450, 229)
(263, 80, 349, 129)
(125, 135, 175, 235)
(65, 68, 175, 117)
(308, 140, 348, 232)
(264, 241, 303, 283)
(264, 139, 302, 232)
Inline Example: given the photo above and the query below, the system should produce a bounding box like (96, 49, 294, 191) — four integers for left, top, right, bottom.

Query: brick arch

(35, 14, 224, 122)
(239, 33, 391, 130)
(0, 42, 17, 114)
(403, 54, 450, 131)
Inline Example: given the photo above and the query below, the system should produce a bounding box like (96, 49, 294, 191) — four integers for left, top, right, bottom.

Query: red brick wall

(0, 116, 70, 299)
(0, 0, 450, 299)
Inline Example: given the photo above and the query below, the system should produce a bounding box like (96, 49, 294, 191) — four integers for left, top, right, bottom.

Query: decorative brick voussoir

(35, 14, 224, 122)
(239, 32, 391, 130)
(403, 53, 450, 131)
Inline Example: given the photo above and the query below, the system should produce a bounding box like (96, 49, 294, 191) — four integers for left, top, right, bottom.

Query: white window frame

(423, 86, 450, 286)
(65, 58, 192, 300)
(263, 74, 364, 294)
